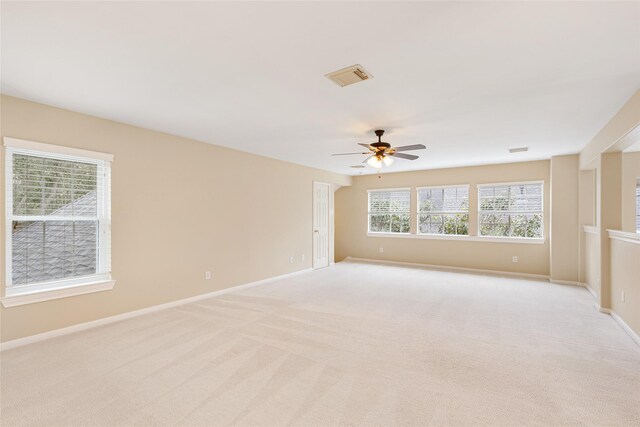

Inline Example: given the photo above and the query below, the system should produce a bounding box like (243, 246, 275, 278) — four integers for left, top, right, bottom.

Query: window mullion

(5, 150, 14, 287)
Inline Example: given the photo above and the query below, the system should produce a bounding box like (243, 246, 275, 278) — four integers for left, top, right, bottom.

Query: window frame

(2, 137, 115, 307)
(477, 180, 544, 240)
(367, 187, 411, 235)
(635, 178, 640, 233)
(416, 184, 470, 236)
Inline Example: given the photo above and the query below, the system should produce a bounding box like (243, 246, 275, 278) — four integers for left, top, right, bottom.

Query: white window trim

(367, 232, 545, 244)
(416, 184, 470, 190)
(3, 137, 115, 306)
(367, 188, 411, 234)
(1, 279, 116, 308)
(635, 177, 639, 234)
(416, 185, 470, 236)
(477, 180, 545, 239)
(4, 137, 114, 162)
(367, 187, 411, 193)
(477, 180, 544, 188)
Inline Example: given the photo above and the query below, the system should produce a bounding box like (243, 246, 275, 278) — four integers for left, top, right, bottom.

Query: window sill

(366, 232, 545, 244)
(1, 279, 116, 308)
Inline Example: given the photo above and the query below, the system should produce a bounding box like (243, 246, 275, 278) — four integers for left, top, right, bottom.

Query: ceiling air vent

(509, 147, 529, 153)
(326, 64, 372, 87)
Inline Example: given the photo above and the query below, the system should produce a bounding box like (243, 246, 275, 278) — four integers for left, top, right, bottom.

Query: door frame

(312, 181, 331, 269)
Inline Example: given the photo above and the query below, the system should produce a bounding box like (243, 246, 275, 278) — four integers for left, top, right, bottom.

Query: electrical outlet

(512, 256, 518, 263)
(379, 247, 384, 253)
(289, 256, 294, 264)
(205, 271, 212, 280)
(301, 254, 305, 262)
(622, 291, 625, 302)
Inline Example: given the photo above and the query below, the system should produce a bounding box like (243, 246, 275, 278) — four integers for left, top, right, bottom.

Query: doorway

(313, 181, 330, 269)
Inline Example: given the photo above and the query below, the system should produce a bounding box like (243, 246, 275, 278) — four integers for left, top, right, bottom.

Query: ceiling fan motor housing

(371, 129, 390, 153)
(330, 128, 424, 166)
(371, 142, 391, 150)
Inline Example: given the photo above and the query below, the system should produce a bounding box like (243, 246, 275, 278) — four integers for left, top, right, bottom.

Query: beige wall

(610, 237, 640, 337)
(597, 152, 622, 310)
(0, 95, 351, 342)
(550, 155, 580, 282)
(584, 230, 600, 295)
(579, 90, 640, 169)
(335, 160, 551, 276)
(577, 87, 640, 340)
(621, 151, 640, 233)
(578, 169, 596, 283)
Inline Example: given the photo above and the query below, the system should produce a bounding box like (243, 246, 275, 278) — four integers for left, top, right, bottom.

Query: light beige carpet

(1, 260, 639, 426)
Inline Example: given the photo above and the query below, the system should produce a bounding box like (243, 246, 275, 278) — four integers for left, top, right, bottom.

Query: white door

(313, 182, 330, 269)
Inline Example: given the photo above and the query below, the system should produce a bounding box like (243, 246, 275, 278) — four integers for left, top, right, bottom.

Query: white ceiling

(2, 1, 639, 175)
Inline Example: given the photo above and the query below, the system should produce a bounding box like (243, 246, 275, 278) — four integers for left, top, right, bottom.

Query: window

(479, 182, 543, 239)
(636, 179, 640, 233)
(4, 138, 113, 298)
(417, 186, 469, 235)
(368, 189, 410, 233)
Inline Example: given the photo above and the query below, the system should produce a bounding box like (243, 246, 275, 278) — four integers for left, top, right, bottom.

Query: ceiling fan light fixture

(367, 156, 383, 169)
(331, 129, 426, 169)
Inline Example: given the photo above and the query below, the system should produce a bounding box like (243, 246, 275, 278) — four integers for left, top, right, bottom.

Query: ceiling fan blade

(358, 143, 373, 149)
(393, 144, 426, 152)
(391, 152, 419, 160)
(331, 152, 370, 156)
(362, 155, 373, 164)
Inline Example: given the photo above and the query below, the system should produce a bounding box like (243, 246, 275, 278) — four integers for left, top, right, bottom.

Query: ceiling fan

(332, 129, 426, 169)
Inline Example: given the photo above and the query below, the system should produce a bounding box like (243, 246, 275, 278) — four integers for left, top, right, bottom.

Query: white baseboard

(0, 268, 313, 352)
(584, 284, 598, 299)
(344, 257, 549, 281)
(549, 279, 584, 287)
(609, 311, 640, 347)
(549, 280, 600, 300)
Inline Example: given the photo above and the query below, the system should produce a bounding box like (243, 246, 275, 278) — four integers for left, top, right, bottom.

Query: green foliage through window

(368, 190, 410, 233)
(479, 183, 543, 238)
(418, 187, 469, 235)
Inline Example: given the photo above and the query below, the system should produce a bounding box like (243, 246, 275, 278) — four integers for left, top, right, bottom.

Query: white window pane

(418, 214, 430, 234)
(480, 213, 510, 236)
(369, 214, 390, 232)
(417, 189, 432, 212)
(417, 186, 469, 235)
(13, 154, 97, 216)
(368, 190, 410, 233)
(442, 188, 457, 211)
(369, 192, 390, 213)
(389, 191, 410, 212)
(390, 214, 410, 233)
(479, 183, 543, 238)
(636, 181, 639, 233)
(12, 220, 97, 286)
(7, 142, 111, 290)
